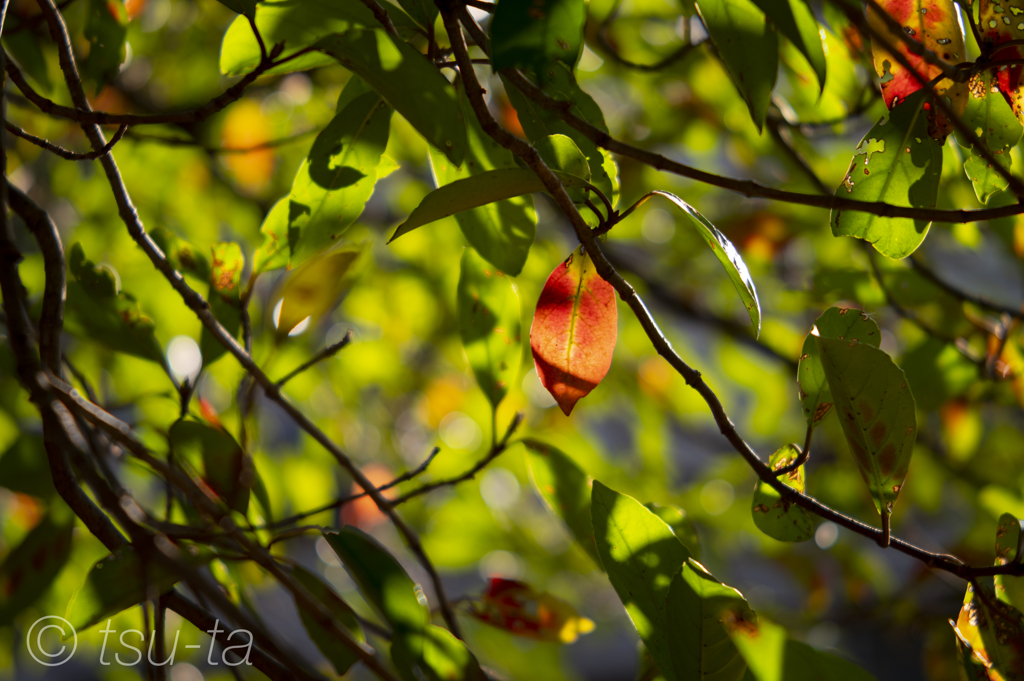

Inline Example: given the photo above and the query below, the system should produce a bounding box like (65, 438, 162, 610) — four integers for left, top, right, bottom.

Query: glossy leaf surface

(458, 248, 522, 409)
(530, 249, 618, 415)
(751, 444, 814, 542)
(954, 580, 1024, 680)
(292, 565, 363, 675)
(592, 480, 692, 681)
(65, 243, 164, 364)
(831, 92, 943, 259)
(649, 191, 761, 335)
(695, 0, 778, 131)
(866, 0, 967, 137)
(429, 77, 536, 276)
(200, 242, 244, 366)
(490, 0, 586, 74)
(524, 438, 600, 564)
(665, 560, 752, 681)
(220, 0, 465, 163)
(389, 168, 592, 244)
(816, 336, 917, 515)
(798, 307, 881, 428)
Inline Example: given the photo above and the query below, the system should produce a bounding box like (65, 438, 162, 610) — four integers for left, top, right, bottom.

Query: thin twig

(276, 330, 353, 386)
(910, 255, 1024, 321)
(5, 119, 128, 159)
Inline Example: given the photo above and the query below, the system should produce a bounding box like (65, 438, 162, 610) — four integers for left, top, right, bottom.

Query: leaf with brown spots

(751, 444, 814, 543)
(979, 0, 1024, 127)
(954, 579, 1024, 681)
(995, 513, 1024, 614)
(200, 242, 244, 366)
(797, 307, 881, 429)
(531, 248, 618, 415)
(866, 0, 967, 138)
(815, 336, 917, 518)
(459, 247, 522, 410)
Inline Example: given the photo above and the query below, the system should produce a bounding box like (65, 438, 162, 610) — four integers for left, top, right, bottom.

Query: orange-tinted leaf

(980, 0, 1024, 126)
(866, 0, 967, 137)
(530, 248, 617, 415)
(468, 578, 595, 643)
(955, 580, 1024, 680)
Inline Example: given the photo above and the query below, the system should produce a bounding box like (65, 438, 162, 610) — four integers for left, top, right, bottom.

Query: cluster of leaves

(6, 0, 1024, 679)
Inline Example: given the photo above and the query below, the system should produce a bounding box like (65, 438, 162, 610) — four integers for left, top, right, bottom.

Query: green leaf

(169, 418, 250, 515)
(200, 242, 244, 367)
(831, 92, 943, 260)
(292, 565, 364, 675)
(3, 32, 53, 93)
(647, 191, 761, 336)
(953, 579, 1024, 681)
(797, 307, 881, 428)
(645, 503, 701, 559)
(0, 435, 56, 498)
(274, 247, 364, 334)
(458, 248, 522, 409)
(389, 168, 595, 243)
(83, 0, 127, 95)
(66, 243, 164, 364)
(665, 560, 752, 681)
(501, 63, 618, 209)
(67, 545, 212, 632)
(214, 0, 257, 18)
(751, 444, 814, 543)
(815, 336, 916, 516)
(995, 513, 1024, 613)
(523, 439, 600, 564)
(490, 0, 586, 75)
(695, 0, 778, 131)
(749, 0, 825, 89)
(393, 626, 488, 681)
(322, 527, 429, 635)
(0, 504, 75, 625)
(150, 227, 211, 282)
(396, 0, 437, 31)
(729, 616, 875, 681)
(530, 133, 592, 204)
(428, 77, 537, 276)
(953, 629, 997, 681)
(255, 80, 391, 274)
(956, 71, 1022, 204)
(592, 480, 692, 681)
(220, 0, 465, 164)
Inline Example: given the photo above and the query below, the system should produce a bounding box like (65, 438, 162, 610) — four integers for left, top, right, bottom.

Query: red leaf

(530, 248, 617, 415)
(469, 578, 595, 643)
(867, 0, 967, 138)
(979, 0, 1024, 125)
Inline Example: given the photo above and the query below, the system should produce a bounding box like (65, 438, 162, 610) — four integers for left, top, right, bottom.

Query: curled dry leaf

(866, 0, 967, 138)
(530, 248, 617, 415)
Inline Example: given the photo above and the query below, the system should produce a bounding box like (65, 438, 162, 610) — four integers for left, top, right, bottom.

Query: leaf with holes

(816, 336, 916, 517)
(798, 307, 881, 428)
(751, 444, 815, 543)
(695, 0, 778, 131)
(0, 505, 74, 625)
(65, 243, 164, 364)
(953, 580, 1024, 681)
(831, 91, 943, 259)
(749, 0, 826, 89)
(292, 565, 364, 675)
(169, 418, 250, 515)
(592, 480, 692, 681)
(957, 71, 1024, 203)
(458, 248, 522, 409)
(647, 191, 761, 335)
(220, 0, 465, 164)
(490, 0, 586, 75)
(730, 616, 876, 681)
(200, 242, 244, 366)
(530, 248, 618, 415)
(524, 439, 600, 564)
(428, 77, 536, 276)
(866, 0, 967, 138)
(665, 559, 752, 681)
(978, 0, 1024, 127)
(995, 513, 1024, 613)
